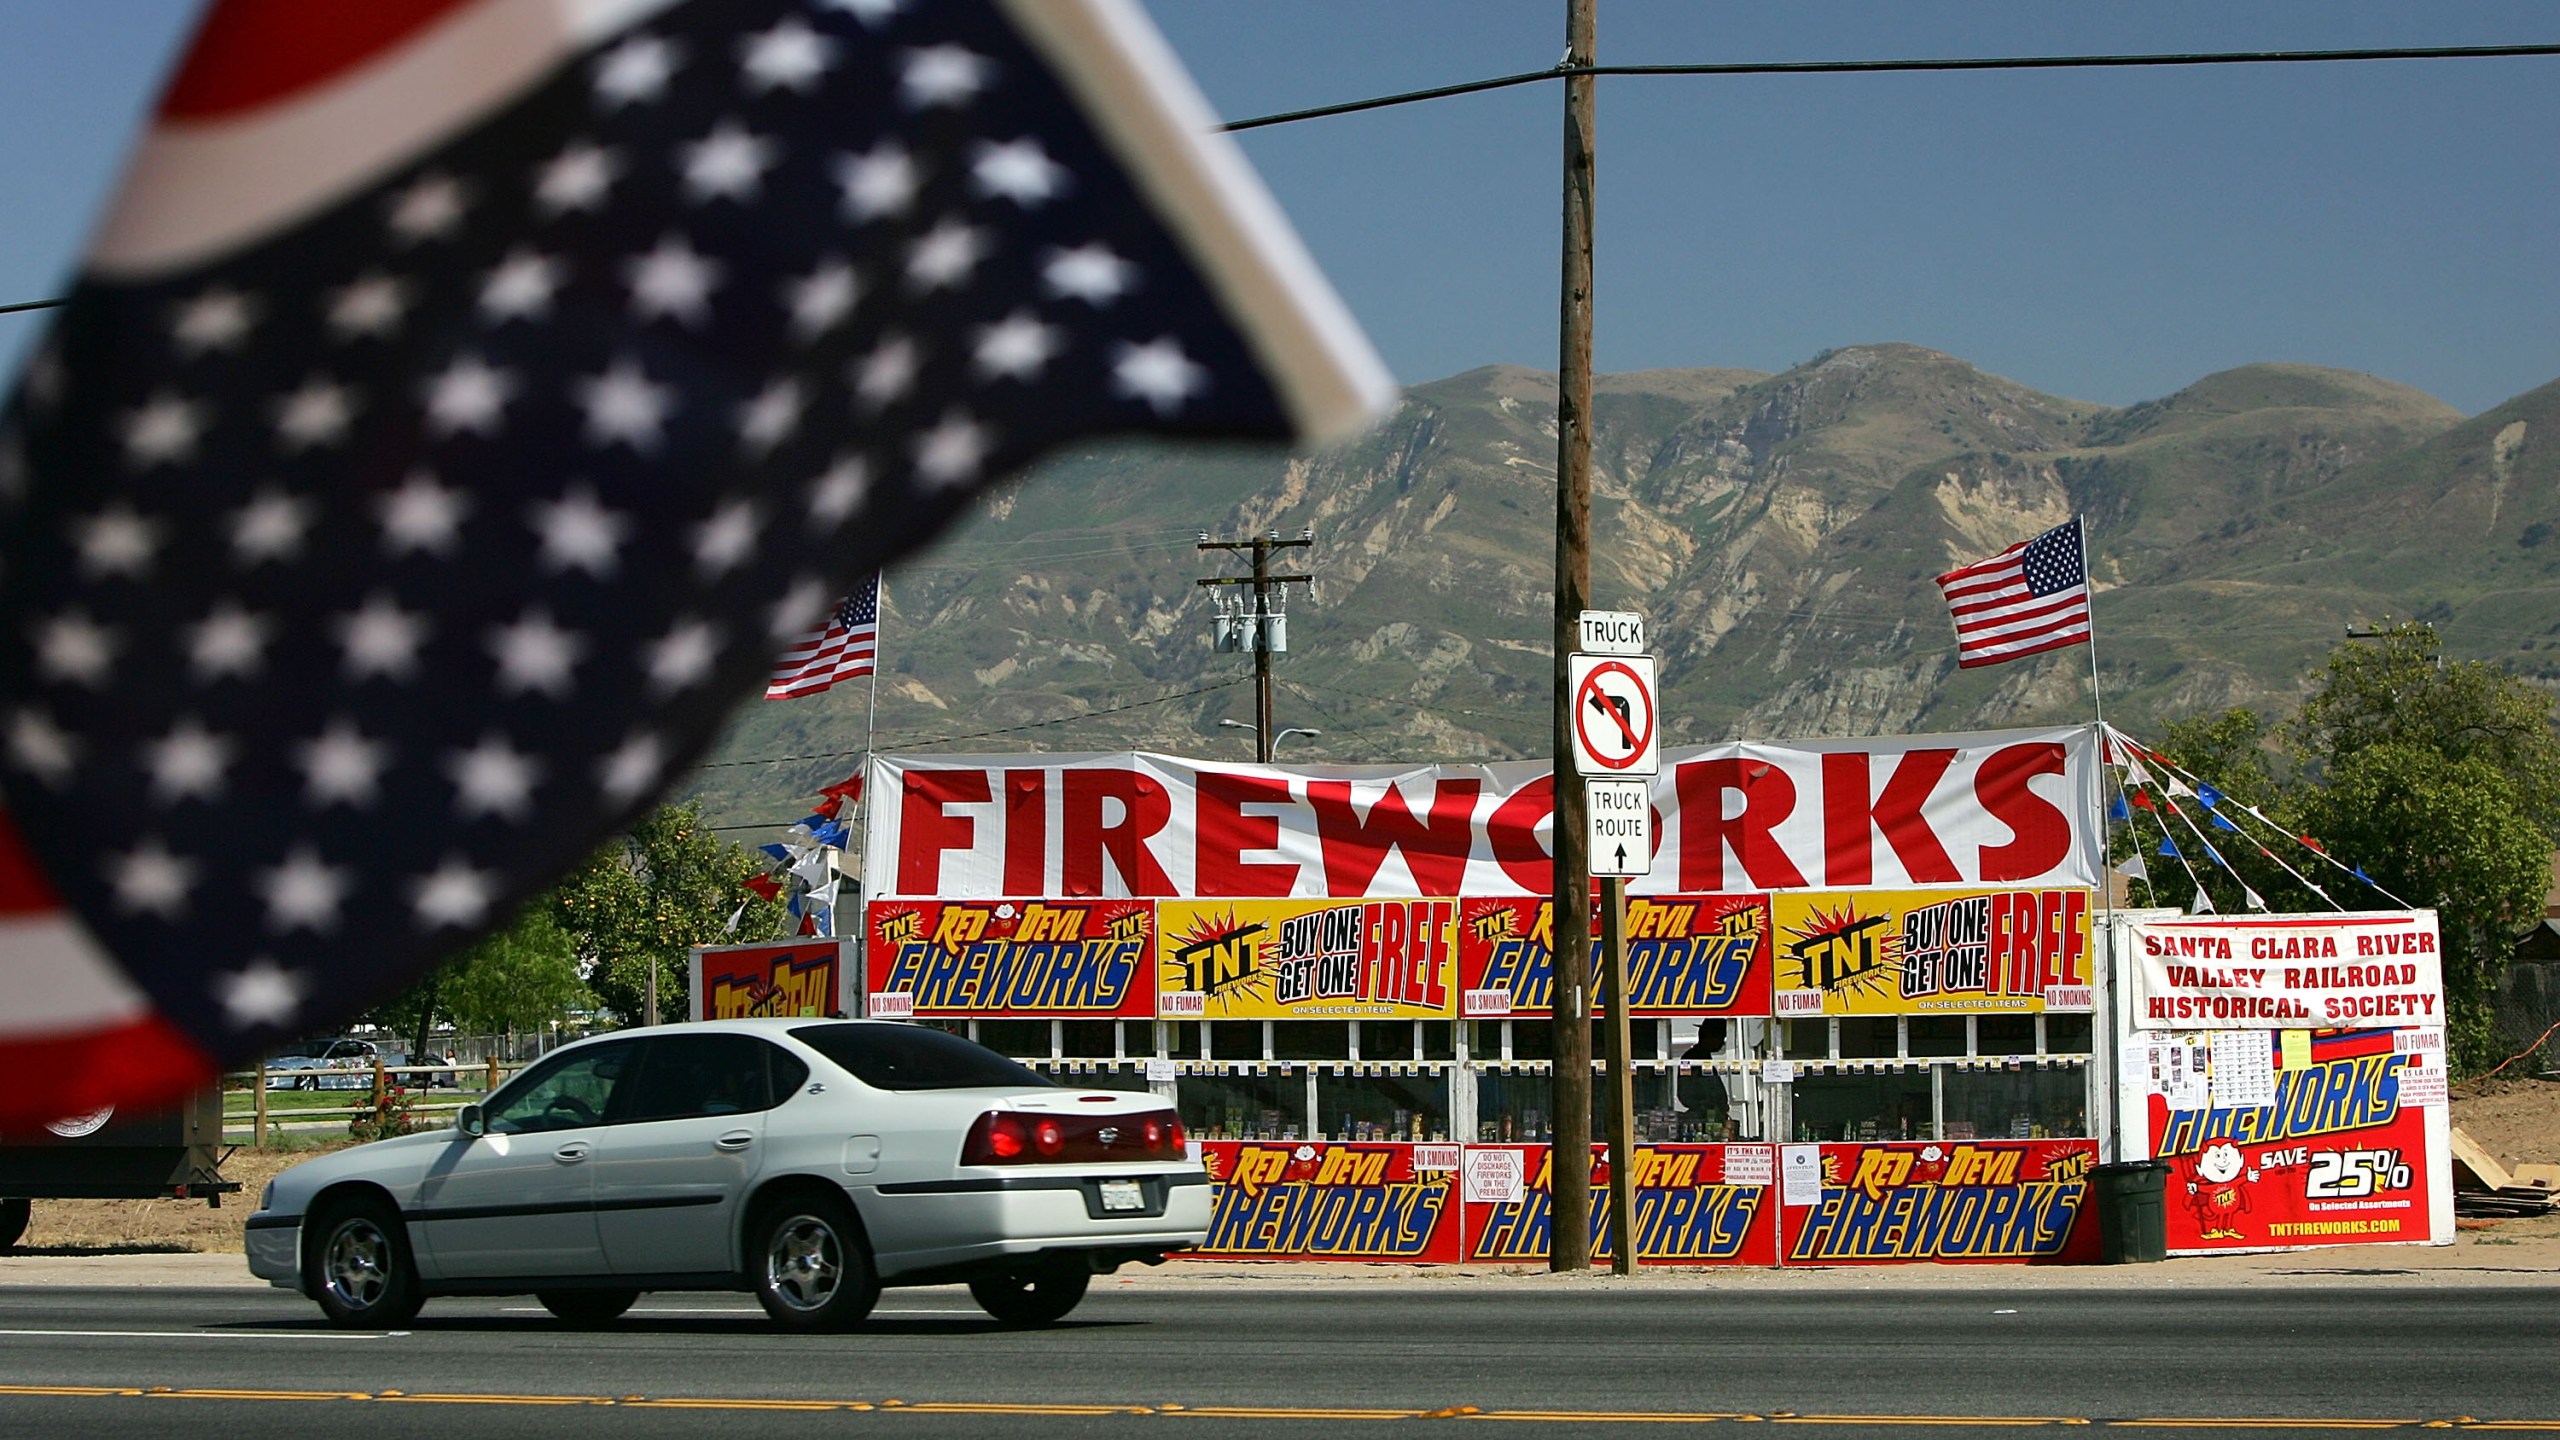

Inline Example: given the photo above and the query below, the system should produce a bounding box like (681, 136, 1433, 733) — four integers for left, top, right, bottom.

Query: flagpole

(849, 575, 885, 952)
(2079, 514, 2104, 729)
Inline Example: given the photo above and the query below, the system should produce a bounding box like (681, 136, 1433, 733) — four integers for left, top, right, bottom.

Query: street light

(1219, 718, 1320, 758)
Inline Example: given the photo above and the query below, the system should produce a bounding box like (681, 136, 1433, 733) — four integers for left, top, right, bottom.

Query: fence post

(485, 1056, 500, 1094)
(372, 1056, 386, 1116)
(253, 1063, 268, 1149)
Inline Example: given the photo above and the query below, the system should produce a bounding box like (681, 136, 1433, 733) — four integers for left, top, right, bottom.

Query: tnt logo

(877, 910, 923, 945)
(2045, 1149, 2093, 1186)
(1106, 909, 1147, 942)
(1171, 924, 1264, 997)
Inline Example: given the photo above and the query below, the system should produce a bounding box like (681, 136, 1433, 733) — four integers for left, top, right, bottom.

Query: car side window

(622, 1034, 798, 1123)
(486, 1042, 634, 1134)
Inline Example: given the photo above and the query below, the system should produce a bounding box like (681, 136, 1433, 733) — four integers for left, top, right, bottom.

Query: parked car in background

(264, 1039, 403, 1091)
(245, 1019, 1208, 1330)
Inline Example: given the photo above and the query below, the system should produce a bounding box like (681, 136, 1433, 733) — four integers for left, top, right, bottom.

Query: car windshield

(790, 1023, 1054, 1092)
(277, 1040, 340, 1060)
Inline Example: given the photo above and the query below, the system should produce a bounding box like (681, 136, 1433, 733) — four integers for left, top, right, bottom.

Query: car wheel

(537, 1289, 639, 1326)
(750, 1196, 877, 1331)
(967, 1259, 1091, 1326)
(305, 1197, 423, 1329)
(0, 1198, 30, 1251)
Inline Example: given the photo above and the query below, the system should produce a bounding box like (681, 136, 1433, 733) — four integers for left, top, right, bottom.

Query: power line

(693, 676, 1248, 771)
(0, 297, 67, 316)
(1223, 43, 2560, 131)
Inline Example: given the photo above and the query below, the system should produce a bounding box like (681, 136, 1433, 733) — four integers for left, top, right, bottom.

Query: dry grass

(13, 1140, 356, 1255)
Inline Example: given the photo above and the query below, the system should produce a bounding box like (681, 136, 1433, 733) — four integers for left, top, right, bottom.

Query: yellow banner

(1157, 899, 1458, 1020)
(1769, 888, 2094, 1016)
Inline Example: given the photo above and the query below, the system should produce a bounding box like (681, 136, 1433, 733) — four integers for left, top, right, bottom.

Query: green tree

(2276, 623, 2560, 1069)
(2149, 623, 2560, 1071)
(552, 803, 785, 1025)
(441, 910, 591, 1040)
(366, 906, 594, 1059)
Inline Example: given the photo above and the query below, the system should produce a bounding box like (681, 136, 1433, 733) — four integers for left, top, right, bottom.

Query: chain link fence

(2492, 960, 2560, 1076)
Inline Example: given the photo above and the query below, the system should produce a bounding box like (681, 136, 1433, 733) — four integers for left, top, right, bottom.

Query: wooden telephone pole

(1198, 532, 1312, 762)
(1547, 0, 1599, 1273)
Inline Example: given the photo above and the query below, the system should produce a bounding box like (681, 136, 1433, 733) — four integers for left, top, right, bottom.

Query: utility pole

(1547, 0, 1599, 1273)
(1198, 530, 1312, 762)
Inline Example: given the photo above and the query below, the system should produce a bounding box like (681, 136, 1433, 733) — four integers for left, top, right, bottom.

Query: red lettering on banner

(1368, 902, 1408, 1001)
(1415, 902, 1449, 1008)
(1821, 749, 1959, 887)
(1003, 769, 1047, 896)
(1676, 759, 1809, 892)
(1489, 775, 1555, 893)
(1195, 771, 1300, 897)
(1974, 742, 2068, 881)
(1061, 769, 1174, 896)
(898, 769, 991, 894)
(1304, 779, 1481, 897)
(2057, 890, 2088, 985)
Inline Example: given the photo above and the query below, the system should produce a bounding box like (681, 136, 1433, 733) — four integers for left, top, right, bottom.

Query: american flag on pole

(767, 577, 878, 699)
(0, 0, 1391, 1124)
(1934, 517, 2093, 668)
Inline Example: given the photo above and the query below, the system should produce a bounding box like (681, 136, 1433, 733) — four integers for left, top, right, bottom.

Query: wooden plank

(2449, 1125, 2514, 1193)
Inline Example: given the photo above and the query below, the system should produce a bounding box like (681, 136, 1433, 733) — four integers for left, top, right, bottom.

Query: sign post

(1569, 619, 1658, 1275)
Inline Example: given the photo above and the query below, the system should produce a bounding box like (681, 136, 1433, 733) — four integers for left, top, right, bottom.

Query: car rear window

(789, 1023, 1054, 1092)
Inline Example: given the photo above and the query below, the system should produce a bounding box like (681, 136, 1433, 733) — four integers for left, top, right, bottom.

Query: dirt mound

(2451, 1076, 2560, 1168)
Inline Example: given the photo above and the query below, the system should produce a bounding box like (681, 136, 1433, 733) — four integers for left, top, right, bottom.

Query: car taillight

(962, 1108, 1188, 1164)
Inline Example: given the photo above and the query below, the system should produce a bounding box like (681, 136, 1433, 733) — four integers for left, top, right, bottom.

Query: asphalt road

(2, 1282, 2556, 1438)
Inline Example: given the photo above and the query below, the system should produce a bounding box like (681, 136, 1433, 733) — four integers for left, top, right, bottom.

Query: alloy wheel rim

(766, 1215, 842, 1311)
(324, 1219, 389, 1310)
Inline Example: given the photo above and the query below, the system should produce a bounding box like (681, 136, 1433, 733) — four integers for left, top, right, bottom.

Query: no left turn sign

(1567, 653, 1658, 776)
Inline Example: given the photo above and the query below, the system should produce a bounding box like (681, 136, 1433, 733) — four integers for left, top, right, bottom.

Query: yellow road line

(0, 1383, 2533, 1431)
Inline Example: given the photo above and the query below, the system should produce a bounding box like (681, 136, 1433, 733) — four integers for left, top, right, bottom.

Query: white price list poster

(2208, 1030, 2276, 1108)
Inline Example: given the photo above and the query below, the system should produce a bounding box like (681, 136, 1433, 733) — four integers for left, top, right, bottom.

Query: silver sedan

(245, 1018, 1208, 1330)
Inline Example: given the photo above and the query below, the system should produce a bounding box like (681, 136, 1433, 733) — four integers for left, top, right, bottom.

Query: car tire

(537, 1289, 639, 1326)
(0, 1197, 30, 1251)
(749, 1195, 878, 1332)
(967, 1259, 1091, 1326)
(305, 1197, 424, 1330)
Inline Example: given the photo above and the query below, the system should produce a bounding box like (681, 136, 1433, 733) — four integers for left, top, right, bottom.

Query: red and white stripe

(0, 811, 212, 1126)
(1935, 541, 2092, 669)
(765, 626, 877, 701)
(89, 0, 678, 279)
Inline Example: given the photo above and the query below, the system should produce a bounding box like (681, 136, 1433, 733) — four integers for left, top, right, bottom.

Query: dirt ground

(14, 1080, 2560, 1256)
(2446, 1075, 2560, 1169)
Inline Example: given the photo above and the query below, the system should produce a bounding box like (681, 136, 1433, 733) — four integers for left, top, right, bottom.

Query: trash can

(2091, 1159, 2169, 1264)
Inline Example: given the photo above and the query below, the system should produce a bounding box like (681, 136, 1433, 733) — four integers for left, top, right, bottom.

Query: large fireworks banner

(863, 899, 1154, 1018)
(1768, 888, 2096, 1017)
(1456, 894, 1773, 1018)
(1776, 1139, 2100, 1265)
(686, 941, 856, 1023)
(1461, 1144, 1779, 1266)
(1155, 899, 1459, 1020)
(1195, 1140, 1465, 1262)
(2131, 1027, 2452, 1254)
(864, 727, 2106, 899)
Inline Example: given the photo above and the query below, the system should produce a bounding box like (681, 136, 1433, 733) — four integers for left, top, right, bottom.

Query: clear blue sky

(3, 2, 2554, 413)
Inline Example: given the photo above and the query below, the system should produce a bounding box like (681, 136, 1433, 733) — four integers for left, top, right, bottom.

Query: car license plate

(1099, 1180, 1146, 1212)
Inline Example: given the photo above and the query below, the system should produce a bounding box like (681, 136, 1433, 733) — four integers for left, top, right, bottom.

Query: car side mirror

(456, 1103, 484, 1138)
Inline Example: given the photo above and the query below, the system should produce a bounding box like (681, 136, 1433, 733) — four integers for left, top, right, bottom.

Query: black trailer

(0, 1089, 238, 1248)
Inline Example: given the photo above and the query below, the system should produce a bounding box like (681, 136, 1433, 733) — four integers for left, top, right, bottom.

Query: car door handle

(553, 1142, 592, 1163)
(715, 1131, 754, 1151)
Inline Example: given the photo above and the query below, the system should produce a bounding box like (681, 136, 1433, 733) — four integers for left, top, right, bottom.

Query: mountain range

(687, 344, 2559, 832)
